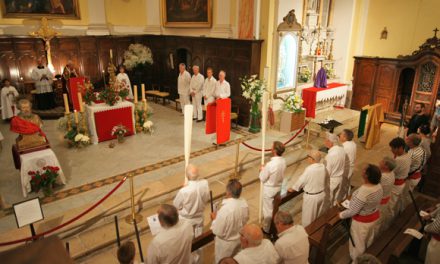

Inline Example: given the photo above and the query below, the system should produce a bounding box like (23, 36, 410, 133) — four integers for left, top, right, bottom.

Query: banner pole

(125, 174, 143, 224)
(259, 92, 269, 224)
(184, 105, 194, 185)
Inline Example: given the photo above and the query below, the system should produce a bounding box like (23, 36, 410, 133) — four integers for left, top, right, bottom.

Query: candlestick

(143, 99, 147, 112)
(134, 85, 138, 104)
(63, 93, 70, 113)
(77, 92, 84, 112)
(74, 110, 79, 125)
(102, 70, 106, 87)
(110, 49, 113, 59)
(141, 84, 145, 101)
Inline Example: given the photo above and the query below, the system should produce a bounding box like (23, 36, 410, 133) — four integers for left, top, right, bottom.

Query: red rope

(0, 176, 127, 247)
(241, 121, 309, 152)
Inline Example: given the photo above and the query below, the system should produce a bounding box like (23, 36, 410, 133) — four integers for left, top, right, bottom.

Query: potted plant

(64, 128, 91, 148)
(280, 92, 306, 132)
(240, 75, 266, 133)
(29, 166, 60, 196)
(112, 124, 128, 143)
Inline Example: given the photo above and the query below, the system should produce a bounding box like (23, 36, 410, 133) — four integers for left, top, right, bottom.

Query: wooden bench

(191, 230, 215, 252)
(366, 195, 436, 263)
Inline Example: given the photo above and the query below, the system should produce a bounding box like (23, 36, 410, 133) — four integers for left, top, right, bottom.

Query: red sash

(353, 210, 380, 223)
(10, 116, 46, 138)
(380, 196, 391, 205)
(432, 234, 440, 241)
(394, 179, 406, 186)
(408, 171, 422, 180)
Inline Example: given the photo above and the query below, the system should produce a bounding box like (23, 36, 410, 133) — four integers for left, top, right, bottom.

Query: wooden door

(373, 63, 398, 113)
(351, 58, 377, 110)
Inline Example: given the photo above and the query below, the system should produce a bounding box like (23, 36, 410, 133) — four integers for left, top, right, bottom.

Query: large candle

(63, 93, 70, 113)
(78, 92, 84, 112)
(134, 85, 138, 103)
(74, 110, 79, 124)
(110, 49, 113, 59)
(141, 84, 146, 101)
(143, 99, 147, 111)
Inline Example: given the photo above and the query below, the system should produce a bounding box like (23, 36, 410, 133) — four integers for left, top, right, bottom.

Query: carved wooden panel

(374, 64, 398, 112)
(351, 59, 376, 110)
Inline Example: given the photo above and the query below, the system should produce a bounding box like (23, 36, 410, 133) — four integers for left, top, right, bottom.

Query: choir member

(31, 58, 55, 110)
(190, 65, 204, 122)
(215, 70, 230, 99)
(177, 63, 191, 114)
(116, 65, 133, 99)
(1, 78, 19, 120)
(339, 129, 357, 193)
(203, 67, 217, 104)
(377, 157, 396, 232)
(424, 203, 440, 264)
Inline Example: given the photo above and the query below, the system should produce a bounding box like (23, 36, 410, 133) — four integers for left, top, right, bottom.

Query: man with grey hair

(177, 63, 191, 114)
(233, 224, 280, 264)
(274, 211, 309, 264)
(211, 179, 249, 263)
(289, 150, 327, 226)
(405, 133, 426, 193)
(173, 164, 210, 236)
(324, 132, 350, 205)
(146, 204, 193, 264)
(339, 129, 357, 193)
(377, 157, 396, 232)
(190, 65, 204, 122)
(215, 70, 231, 99)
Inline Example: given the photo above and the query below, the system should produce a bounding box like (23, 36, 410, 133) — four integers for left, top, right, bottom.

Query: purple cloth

(314, 67, 327, 88)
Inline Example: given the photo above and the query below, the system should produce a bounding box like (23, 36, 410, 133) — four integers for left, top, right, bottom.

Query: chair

(231, 105, 239, 128)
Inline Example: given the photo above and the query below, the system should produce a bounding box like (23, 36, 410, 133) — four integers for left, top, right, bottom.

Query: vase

(117, 134, 125, 143)
(249, 101, 261, 133)
(43, 185, 53, 197)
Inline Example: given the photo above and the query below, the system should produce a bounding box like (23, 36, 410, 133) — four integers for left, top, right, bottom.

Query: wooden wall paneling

(351, 58, 377, 110)
(79, 37, 100, 82)
(373, 63, 398, 112)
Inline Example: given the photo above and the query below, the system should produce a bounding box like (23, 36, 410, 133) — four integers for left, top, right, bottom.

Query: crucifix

(433, 28, 439, 38)
(29, 17, 60, 71)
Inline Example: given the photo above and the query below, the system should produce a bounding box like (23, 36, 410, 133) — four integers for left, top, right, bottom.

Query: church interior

(0, 0, 439, 263)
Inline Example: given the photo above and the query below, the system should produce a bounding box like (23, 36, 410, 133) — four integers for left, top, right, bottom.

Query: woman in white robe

(1, 79, 19, 120)
(116, 65, 133, 100)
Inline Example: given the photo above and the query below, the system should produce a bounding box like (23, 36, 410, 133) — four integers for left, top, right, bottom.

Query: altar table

(20, 149, 66, 197)
(85, 101, 135, 144)
(301, 83, 348, 118)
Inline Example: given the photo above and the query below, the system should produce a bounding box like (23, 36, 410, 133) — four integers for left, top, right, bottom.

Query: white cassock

(215, 80, 231, 99)
(274, 225, 309, 264)
(259, 156, 286, 232)
(342, 140, 357, 182)
(211, 197, 249, 264)
(190, 73, 205, 120)
(388, 153, 411, 217)
(1, 86, 19, 119)
(325, 145, 349, 205)
(291, 163, 327, 227)
(173, 179, 210, 237)
(425, 204, 440, 264)
(233, 239, 280, 264)
(31, 67, 53, 94)
(146, 219, 194, 264)
(116, 73, 133, 99)
(203, 76, 217, 104)
(178, 70, 191, 114)
(377, 171, 395, 232)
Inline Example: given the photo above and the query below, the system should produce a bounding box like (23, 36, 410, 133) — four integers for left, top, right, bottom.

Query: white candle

(134, 85, 138, 103)
(141, 84, 146, 101)
(74, 110, 79, 124)
(63, 93, 70, 113)
(78, 92, 84, 112)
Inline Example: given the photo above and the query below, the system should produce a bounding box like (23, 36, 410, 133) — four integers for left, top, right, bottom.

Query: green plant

(29, 166, 60, 195)
(298, 68, 312, 83)
(240, 75, 266, 104)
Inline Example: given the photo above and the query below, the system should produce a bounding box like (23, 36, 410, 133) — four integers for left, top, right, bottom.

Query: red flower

(28, 171, 35, 175)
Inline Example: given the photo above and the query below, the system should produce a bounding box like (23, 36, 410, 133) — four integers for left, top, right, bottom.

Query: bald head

(186, 164, 199, 181)
(308, 150, 321, 163)
(240, 224, 263, 249)
(218, 257, 238, 264)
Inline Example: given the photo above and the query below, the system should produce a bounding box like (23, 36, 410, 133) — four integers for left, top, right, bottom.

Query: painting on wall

(1, 0, 80, 19)
(162, 0, 212, 28)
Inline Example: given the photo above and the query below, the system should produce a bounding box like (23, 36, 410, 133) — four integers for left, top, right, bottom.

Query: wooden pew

(191, 230, 215, 252)
(366, 195, 436, 263)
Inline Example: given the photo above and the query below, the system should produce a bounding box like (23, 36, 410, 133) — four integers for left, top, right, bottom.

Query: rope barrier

(0, 176, 127, 247)
(241, 121, 309, 152)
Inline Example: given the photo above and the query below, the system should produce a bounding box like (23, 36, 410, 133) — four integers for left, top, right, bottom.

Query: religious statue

(10, 99, 47, 150)
(62, 60, 79, 99)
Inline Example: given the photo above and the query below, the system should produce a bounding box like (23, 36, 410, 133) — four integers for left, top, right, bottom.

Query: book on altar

(69, 77, 86, 111)
(205, 98, 231, 144)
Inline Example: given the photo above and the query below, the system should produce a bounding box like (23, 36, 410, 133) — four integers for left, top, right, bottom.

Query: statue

(10, 99, 47, 150)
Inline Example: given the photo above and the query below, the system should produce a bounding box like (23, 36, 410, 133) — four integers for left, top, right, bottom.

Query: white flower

(74, 134, 84, 142)
(143, 120, 153, 129)
(81, 135, 90, 142)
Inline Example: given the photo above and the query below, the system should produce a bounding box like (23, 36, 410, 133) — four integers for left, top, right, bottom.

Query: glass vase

(249, 101, 261, 133)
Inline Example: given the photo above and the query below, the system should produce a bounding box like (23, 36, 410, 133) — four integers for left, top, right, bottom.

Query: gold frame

(161, 0, 212, 28)
(0, 0, 80, 19)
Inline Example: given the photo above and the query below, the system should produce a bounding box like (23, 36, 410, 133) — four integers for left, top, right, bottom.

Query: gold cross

(29, 17, 60, 43)
(434, 28, 439, 38)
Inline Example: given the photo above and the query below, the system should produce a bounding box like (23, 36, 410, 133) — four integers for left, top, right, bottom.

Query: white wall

(278, 0, 304, 25)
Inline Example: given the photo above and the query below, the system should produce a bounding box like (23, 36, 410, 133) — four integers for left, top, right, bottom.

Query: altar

(85, 101, 136, 144)
(301, 83, 348, 118)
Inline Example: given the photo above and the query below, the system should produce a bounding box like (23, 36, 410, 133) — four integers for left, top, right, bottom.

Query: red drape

(94, 107, 134, 142)
(10, 116, 45, 138)
(216, 98, 231, 144)
(302, 82, 345, 118)
(205, 103, 217, 134)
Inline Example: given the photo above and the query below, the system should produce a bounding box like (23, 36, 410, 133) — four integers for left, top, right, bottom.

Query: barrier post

(125, 174, 143, 224)
(234, 140, 241, 179)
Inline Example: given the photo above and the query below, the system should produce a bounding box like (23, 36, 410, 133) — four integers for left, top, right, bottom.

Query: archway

(396, 67, 415, 113)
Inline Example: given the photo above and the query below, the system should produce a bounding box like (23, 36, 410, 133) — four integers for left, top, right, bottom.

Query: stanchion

(233, 139, 241, 179)
(125, 174, 143, 224)
(306, 119, 311, 149)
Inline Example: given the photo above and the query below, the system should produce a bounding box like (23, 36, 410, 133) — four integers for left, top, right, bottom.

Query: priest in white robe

(116, 65, 133, 99)
(31, 58, 55, 110)
(1, 79, 19, 120)
(211, 179, 249, 263)
(173, 164, 210, 237)
(215, 70, 231, 99)
(203, 67, 217, 104)
(178, 63, 191, 114)
(190, 65, 204, 121)
(289, 150, 327, 227)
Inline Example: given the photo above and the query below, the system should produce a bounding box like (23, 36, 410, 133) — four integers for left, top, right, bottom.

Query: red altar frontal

(85, 101, 135, 144)
(301, 83, 348, 118)
(205, 98, 231, 144)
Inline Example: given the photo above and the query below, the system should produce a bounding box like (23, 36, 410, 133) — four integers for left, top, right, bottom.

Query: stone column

(86, 0, 110, 35)
(145, 0, 162, 34)
(211, 0, 233, 38)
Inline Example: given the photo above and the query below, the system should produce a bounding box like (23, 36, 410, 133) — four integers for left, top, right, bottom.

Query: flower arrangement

(240, 75, 266, 104)
(29, 166, 60, 196)
(116, 79, 130, 100)
(65, 128, 91, 148)
(84, 89, 97, 105)
(298, 68, 312, 83)
(324, 66, 336, 79)
(112, 124, 128, 143)
(99, 87, 119, 106)
(143, 120, 154, 135)
(283, 92, 305, 113)
(123, 44, 154, 71)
